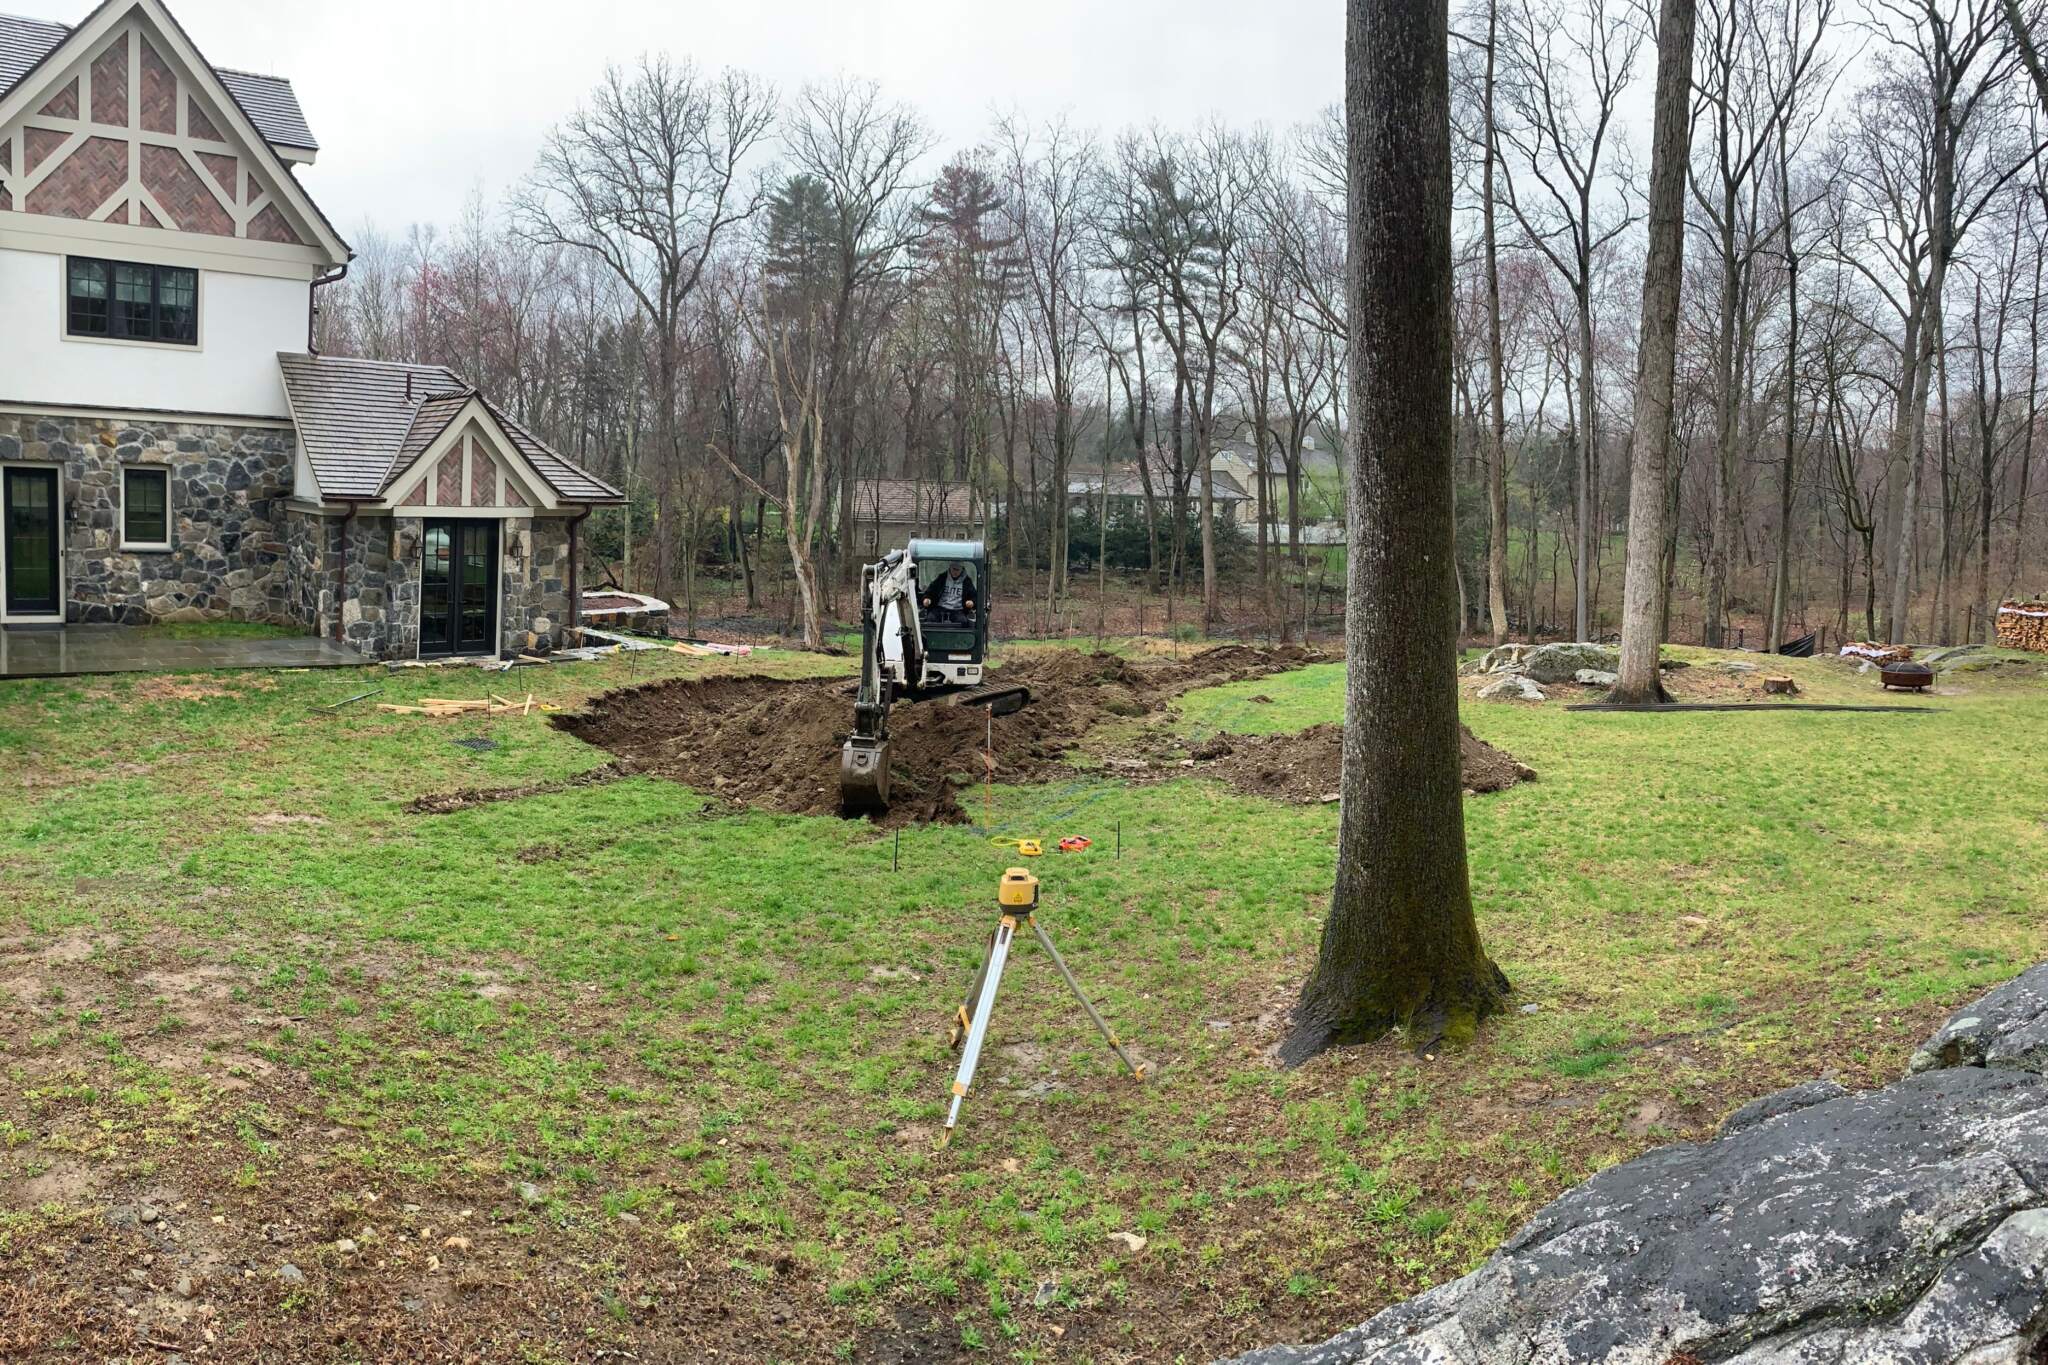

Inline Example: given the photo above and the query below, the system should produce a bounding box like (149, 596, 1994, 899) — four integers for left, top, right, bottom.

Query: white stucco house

(0, 0, 621, 658)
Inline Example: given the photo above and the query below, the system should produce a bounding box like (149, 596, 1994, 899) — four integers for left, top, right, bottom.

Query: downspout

(334, 500, 359, 642)
(567, 506, 593, 639)
(308, 263, 349, 356)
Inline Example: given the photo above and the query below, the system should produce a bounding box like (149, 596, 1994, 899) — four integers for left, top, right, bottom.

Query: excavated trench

(538, 645, 1533, 826)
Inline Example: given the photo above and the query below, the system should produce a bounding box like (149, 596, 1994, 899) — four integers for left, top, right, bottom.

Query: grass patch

(0, 641, 2040, 1358)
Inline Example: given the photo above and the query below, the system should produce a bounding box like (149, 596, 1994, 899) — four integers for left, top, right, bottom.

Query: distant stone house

(0, 0, 622, 658)
(849, 478, 976, 557)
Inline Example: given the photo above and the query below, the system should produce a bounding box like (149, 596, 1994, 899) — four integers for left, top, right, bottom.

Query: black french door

(419, 518, 498, 656)
(3, 467, 61, 617)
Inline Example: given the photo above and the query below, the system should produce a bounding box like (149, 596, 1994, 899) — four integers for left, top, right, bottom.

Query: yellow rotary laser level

(939, 868, 1147, 1147)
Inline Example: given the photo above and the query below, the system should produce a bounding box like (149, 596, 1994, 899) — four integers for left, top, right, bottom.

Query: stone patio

(0, 625, 364, 680)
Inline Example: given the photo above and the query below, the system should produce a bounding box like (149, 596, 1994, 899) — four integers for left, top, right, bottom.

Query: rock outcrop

(1910, 962, 2048, 1076)
(1222, 969, 2048, 1365)
(1518, 643, 1620, 684)
(1476, 675, 1546, 703)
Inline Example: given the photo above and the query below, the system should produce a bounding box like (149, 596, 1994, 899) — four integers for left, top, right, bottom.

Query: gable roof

(0, 8, 317, 151)
(0, 1, 347, 264)
(277, 353, 624, 507)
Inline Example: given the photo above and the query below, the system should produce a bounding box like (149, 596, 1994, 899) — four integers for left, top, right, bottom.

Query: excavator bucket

(840, 736, 892, 815)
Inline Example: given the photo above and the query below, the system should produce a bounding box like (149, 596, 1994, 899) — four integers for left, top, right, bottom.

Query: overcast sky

(16, 0, 1348, 236)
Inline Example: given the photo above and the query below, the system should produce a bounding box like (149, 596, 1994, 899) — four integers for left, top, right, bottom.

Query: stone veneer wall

(339, 515, 417, 661)
(278, 507, 328, 635)
(0, 412, 294, 623)
(275, 512, 570, 661)
(500, 518, 572, 655)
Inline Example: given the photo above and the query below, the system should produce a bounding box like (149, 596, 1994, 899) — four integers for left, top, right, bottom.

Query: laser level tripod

(940, 868, 1147, 1146)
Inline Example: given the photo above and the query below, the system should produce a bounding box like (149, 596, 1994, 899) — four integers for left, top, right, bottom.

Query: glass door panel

(457, 522, 495, 653)
(4, 468, 60, 616)
(418, 519, 496, 657)
(419, 522, 454, 655)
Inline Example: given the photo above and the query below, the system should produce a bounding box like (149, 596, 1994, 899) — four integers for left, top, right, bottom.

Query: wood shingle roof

(277, 354, 622, 506)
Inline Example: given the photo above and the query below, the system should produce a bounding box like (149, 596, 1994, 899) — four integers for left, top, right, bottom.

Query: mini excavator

(839, 539, 1031, 816)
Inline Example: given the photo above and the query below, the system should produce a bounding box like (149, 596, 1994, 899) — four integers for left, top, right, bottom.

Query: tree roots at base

(1276, 961, 1513, 1068)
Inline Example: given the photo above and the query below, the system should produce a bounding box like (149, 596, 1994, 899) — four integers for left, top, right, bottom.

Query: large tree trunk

(1889, 87, 1960, 645)
(1574, 296, 1596, 641)
(1281, 0, 1509, 1066)
(1482, 0, 1511, 646)
(1889, 301, 1940, 644)
(1199, 453, 1219, 631)
(1613, 0, 1696, 703)
(1702, 215, 1740, 649)
(1766, 135, 1801, 653)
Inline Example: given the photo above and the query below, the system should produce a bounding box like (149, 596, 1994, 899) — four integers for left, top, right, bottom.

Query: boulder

(1572, 669, 1617, 687)
(1909, 962, 2048, 1076)
(1941, 655, 2004, 673)
(1920, 644, 1984, 665)
(1718, 660, 1760, 673)
(1221, 963, 2048, 1365)
(1477, 675, 1546, 703)
(1222, 1070, 2048, 1365)
(1519, 643, 1619, 684)
(1716, 1078, 1847, 1136)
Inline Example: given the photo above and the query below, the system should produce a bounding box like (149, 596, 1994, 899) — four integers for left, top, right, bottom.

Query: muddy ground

(553, 644, 1322, 826)
(550, 646, 1532, 824)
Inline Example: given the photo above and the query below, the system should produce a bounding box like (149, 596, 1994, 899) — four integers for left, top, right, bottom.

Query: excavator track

(951, 683, 1032, 717)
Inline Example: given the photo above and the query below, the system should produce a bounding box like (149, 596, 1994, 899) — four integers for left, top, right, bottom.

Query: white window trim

(119, 465, 173, 552)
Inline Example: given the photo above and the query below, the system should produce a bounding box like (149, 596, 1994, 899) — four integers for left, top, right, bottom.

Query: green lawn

(0, 643, 2042, 1360)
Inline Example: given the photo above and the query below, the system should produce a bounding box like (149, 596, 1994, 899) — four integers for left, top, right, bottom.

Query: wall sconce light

(396, 525, 419, 561)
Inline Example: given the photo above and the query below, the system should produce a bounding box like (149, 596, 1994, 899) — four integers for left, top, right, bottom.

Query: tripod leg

(1029, 920, 1147, 1081)
(941, 916, 1017, 1146)
(949, 925, 1000, 1049)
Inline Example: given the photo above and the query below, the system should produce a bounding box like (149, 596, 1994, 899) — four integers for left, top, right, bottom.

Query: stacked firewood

(1998, 602, 2048, 653)
(1840, 641, 1915, 665)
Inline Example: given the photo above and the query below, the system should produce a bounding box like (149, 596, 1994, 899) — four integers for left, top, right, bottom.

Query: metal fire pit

(1880, 661, 1935, 692)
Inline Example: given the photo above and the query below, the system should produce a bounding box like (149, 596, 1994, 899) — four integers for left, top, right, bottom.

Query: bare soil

(554, 645, 1327, 826)
(1173, 724, 1536, 803)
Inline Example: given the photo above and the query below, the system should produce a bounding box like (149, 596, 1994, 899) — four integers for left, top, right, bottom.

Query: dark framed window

(67, 258, 198, 345)
(122, 467, 170, 548)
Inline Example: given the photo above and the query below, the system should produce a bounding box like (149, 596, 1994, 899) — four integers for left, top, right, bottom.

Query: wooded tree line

(312, 0, 2048, 649)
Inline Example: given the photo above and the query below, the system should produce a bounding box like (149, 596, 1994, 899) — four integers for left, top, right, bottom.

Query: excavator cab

(910, 539, 988, 678)
(840, 538, 1028, 817)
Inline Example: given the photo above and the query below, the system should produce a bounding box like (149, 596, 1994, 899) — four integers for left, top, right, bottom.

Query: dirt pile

(554, 645, 1325, 826)
(1171, 723, 1535, 803)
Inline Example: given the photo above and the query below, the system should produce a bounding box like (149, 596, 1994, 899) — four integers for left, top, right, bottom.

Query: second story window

(67, 258, 198, 346)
